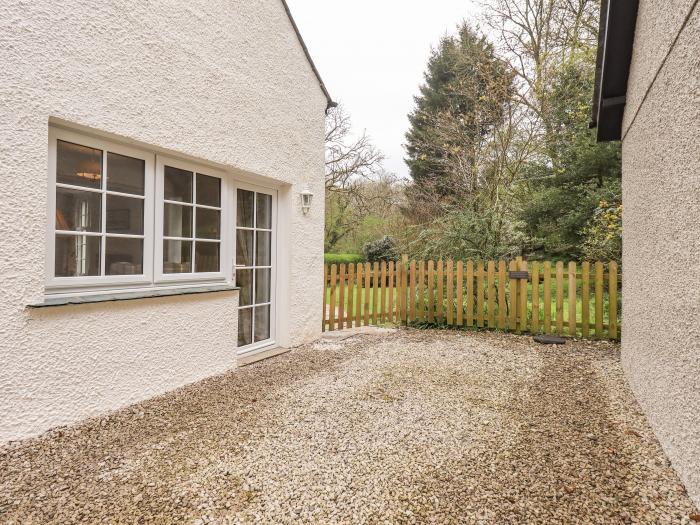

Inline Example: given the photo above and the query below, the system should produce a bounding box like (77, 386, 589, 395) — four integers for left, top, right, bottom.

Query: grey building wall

(621, 0, 700, 506)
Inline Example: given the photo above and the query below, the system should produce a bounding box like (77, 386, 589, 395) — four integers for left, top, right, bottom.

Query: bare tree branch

(325, 104, 385, 192)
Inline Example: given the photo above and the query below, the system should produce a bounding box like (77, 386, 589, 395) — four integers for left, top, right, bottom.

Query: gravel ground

(1, 329, 698, 524)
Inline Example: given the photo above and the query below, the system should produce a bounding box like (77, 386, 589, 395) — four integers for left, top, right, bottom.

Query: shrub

(581, 200, 622, 262)
(362, 236, 399, 262)
(324, 253, 365, 265)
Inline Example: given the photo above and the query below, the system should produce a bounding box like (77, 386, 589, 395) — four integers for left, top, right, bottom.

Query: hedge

(324, 253, 365, 265)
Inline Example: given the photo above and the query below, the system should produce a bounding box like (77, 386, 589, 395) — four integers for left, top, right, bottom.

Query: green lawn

(325, 284, 398, 316)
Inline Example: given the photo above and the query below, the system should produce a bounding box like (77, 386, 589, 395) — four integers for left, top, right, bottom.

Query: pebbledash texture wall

(620, 0, 700, 507)
(0, 0, 327, 442)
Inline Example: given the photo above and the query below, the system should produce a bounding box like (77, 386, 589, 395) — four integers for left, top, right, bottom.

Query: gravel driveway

(1, 329, 697, 524)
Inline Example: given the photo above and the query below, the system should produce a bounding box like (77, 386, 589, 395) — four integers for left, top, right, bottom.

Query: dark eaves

(590, 0, 640, 142)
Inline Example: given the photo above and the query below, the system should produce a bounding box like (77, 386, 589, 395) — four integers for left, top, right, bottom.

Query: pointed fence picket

(323, 257, 621, 340)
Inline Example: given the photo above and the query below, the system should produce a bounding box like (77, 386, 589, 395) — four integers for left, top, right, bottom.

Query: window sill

(29, 284, 239, 309)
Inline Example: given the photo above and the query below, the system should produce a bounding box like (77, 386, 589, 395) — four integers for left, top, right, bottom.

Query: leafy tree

(481, 0, 599, 155)
(581, 200, 622, 261)
(327, 4, 623, 263)
(408, 205, 527, 261)
(478, 0, 621, 259)
(517, 47, 621, 259)
(326, 174, 407, 254)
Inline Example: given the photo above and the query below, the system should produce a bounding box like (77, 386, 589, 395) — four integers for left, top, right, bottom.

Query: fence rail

(323, 256, 621, 340)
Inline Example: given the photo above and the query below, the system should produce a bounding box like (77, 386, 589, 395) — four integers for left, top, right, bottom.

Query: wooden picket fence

(323, 256, 621, 340)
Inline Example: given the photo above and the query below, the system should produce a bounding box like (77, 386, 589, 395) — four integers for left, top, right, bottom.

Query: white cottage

(0, 0, 334, 442)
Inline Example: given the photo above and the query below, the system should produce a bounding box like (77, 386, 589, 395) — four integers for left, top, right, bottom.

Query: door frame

(233, 181, 278, 356)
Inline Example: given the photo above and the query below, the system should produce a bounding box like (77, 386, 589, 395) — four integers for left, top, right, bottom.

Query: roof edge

(590, 0, 609, 130)
(591, 0, 640, 142)
(280, 0, 337, 112)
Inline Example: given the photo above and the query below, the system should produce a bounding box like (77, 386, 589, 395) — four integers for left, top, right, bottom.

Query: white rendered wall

(0, 0, 326, 442)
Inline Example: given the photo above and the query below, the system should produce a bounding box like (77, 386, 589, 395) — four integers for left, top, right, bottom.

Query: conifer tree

(404, 23, 514, 213)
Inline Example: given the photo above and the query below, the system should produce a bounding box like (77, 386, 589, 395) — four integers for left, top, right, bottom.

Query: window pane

(256, 231, 271, 266)
(238, 308, 253, 347)
(196, 208, 220, 239)
(164, 203, 192, 238)
(236, 229, 253, 266)
(254, 305, 270, 342)
(163, 240, 192, 273)
(255, 268, 271, 304)
(236, 189, 254, 227)
(55, 234, 100, 277)
(106, 195, 143, 235)
(256, 193, 272, 229)
(195, 241, 220, 273)
(164, 166, 192, 203)
(55, 187, 101, 232)
(107, 152, 144, 195)
(57, 140, 102, 189)
(106, 237, 143, 275)
(196, 173, 220, 207)
(237, 269, 253, 307)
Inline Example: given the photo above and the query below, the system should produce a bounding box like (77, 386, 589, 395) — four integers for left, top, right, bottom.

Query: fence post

(608, 261, 618, 339)
(568, 261, 577, 336)
(329, 264, 337, 331)
(519, 260, 528, 333)
(531, 262, 540, 333)
(595, 261, 604, 337)
(427, 260, 435, 323)
(456, 261, 464, 326)
(372, 262, 379, 325)
(323, 264, 328, 332)
(354, 263, 363, 327)
(417, 260, 425, 321)
(380, 261, 387, 324)
(409, 260, 416, 323)
(338, 264, 346, 330)
(436, 260, 444, 323)
(387, 261, 394, 324)
(347, 263, 355, 329)
(543, 261, 552, 333)
(476, 262, 485, 328)
(446, 260, 454, 325)
(556, 261, 564, 335)
(487, 261, 496, 329)
(581, 262, 590, 338)
(498, 260, 507, 329)
(401, 255, 408, 324)
(364, 262, 371, 326)
(466, 261, 474, 328)
(508, 260, 518, 332)
(394, 259, 401, 323)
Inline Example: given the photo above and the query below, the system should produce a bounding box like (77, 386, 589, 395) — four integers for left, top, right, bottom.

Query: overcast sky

(286, 0, 481, 179)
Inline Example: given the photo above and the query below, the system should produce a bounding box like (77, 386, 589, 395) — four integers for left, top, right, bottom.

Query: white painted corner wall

(0, 0, 326, 442)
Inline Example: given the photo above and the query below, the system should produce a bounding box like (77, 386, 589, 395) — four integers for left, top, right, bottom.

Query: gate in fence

(323, 256, 620, 340)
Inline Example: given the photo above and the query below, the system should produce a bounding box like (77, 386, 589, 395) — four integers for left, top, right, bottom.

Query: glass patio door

(235, 187, 275, 350)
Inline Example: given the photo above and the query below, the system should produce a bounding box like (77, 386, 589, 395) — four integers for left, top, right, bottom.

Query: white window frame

(46, 127, 232, 296)
(234, 181, 278, 355)
(46, 127, 155, 292)
(154, 156, 230, 285)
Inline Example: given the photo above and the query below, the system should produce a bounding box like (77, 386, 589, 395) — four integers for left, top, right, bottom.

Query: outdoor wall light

(301, 189, 313, 215)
